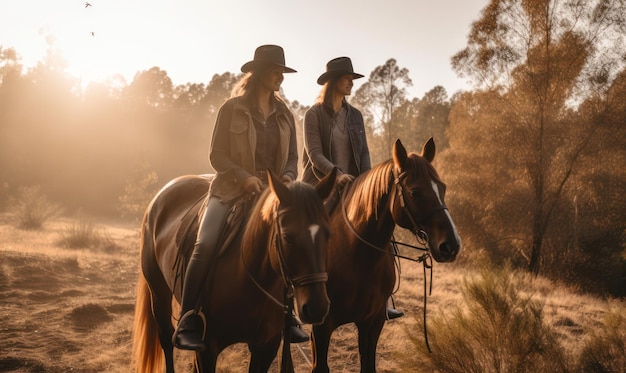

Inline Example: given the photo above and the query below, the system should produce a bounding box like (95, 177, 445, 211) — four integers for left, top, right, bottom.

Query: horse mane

(344, 152, 443, 222)
(344, 160, 394, 222)
(243, 181, 329, 245)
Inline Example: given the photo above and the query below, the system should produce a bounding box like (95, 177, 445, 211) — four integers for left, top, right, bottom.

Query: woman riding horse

(310, 138, 462, 373)
(173, 44, 306, 350)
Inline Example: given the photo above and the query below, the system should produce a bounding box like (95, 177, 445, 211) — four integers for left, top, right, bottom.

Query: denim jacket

(302, 100, 371, 184)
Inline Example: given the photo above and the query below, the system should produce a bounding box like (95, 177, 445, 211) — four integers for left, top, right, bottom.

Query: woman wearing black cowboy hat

(173, 44, 303, 351)
(302, 56, 404, 320)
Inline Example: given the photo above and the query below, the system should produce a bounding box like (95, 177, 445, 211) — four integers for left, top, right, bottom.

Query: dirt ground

(0, 216, 618, 372)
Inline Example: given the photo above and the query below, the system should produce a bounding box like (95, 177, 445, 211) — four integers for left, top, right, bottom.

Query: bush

(404, 266, 568, 373)
(7, 185, 62, 229)
(58, 218, 104, 249)
(577, 302, 626, 372)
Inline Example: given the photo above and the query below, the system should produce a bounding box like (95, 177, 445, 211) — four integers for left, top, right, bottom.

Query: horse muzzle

(293, 280, 330, 325)
(431, 238, 461, 262)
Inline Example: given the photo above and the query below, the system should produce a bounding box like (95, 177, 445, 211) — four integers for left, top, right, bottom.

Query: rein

(241, 206, 328, 309)
(241, 202, 328, 371)
(339, 169, 444, 353)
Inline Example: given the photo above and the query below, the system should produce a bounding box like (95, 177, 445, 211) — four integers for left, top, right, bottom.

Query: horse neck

(340, 176, 397, 250)
(241, 218, 280, 286)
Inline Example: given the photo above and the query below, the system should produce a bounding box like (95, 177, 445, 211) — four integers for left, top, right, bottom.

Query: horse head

(390, 138, 461, 262)
(265, 167, 336, 324)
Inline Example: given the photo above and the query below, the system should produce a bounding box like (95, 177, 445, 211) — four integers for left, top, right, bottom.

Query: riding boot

(173, 196, 231, 351)
(289, 312, 310, 343)
(172, 242, 213, 351)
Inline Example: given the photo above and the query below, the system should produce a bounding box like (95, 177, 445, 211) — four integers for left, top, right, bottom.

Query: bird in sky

(85, 2, 92, 7)
(91, 31, 95, 36)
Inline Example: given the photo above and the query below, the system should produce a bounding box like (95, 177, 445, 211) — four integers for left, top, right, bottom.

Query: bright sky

(0, 0, 487, 103)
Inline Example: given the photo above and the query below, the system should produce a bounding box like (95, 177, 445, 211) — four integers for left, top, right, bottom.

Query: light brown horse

(133, 169, 336, 373)
(311, 138, 461, 373)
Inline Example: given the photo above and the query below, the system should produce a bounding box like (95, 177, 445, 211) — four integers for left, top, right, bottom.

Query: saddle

(175, 192, 258, 268)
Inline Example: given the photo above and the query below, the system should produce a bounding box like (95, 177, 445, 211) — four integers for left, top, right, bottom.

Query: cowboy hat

(241, 44, 297, 73)
(317, 56, 364, 85)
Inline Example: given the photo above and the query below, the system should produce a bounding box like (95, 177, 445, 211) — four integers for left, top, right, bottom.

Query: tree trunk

(529, 209, 544, 274)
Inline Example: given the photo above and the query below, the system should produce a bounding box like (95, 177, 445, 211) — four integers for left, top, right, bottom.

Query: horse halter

(243, 205, 328, 310)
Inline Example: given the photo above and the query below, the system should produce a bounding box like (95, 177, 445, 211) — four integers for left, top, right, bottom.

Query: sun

(18, 1, 139, 91)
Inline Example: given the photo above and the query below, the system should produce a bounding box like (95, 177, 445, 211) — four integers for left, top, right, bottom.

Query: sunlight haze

(1, 0, 487, 102)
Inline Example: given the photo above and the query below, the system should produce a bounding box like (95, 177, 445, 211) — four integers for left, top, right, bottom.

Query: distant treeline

(2, 0, 625, 298)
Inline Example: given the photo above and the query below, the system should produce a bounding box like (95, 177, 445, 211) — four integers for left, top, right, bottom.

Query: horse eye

(410, 188, 421, 198)
(281, 232, 295, 243)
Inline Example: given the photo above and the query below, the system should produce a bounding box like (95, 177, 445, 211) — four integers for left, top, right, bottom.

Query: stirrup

(173, 309, 207, 347)
(386, 307, 404, 320)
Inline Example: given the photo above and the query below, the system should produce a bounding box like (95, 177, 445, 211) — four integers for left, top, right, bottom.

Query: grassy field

(0, 215, 623, 372)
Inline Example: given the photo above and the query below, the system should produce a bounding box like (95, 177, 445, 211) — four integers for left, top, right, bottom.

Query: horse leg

(194, 344, 218, 373)
(355, 317, 385, 373)
(142, 250, 177, 372)
(248, 336, 281, 373)
(311, 320, 336, 373)
(149, 285, 176, 373)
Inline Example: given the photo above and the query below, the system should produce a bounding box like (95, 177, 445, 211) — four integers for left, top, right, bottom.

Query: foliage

(1, 14, 624, 295)
(57, 217, 114, 251)
(445, 0, 626, 276)
(7, 185, 62, 230)
(353, 58, 413, 157)
(118, 163, 159, 222)
(577, 302, 626, 372)
(403, 266, 568, 373)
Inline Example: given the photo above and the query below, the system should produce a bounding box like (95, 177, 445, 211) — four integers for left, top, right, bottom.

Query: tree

(353, 59, 413, 156)
(415, 86, 451, 150)
(450, 0, 626, 274)
(125, 66, 174, 109)
(0, 47, 22, 86)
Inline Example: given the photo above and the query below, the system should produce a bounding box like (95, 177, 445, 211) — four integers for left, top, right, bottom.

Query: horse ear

(315, 167, 337, 201)
(267, 169, 290, 204)
(421, 137, 436, 163)
(392, 139, 409, 169)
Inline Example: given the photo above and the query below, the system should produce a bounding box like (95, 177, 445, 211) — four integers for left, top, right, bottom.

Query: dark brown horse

(311, 138, 461, 373)
(133, 169, 336, 373)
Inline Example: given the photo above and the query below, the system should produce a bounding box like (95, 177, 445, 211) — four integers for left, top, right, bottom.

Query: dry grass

(0, 215, 622, 372)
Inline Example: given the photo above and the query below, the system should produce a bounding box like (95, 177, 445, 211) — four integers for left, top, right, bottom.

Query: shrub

(577, 302, 626, 373)
(57, 215, 120, 252)
(58, 218, 102, 249)
(404, 266, 568, 373)
(7, 185, 62, 229)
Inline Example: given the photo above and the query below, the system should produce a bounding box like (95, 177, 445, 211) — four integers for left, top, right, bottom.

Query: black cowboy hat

(317, 56, 364, 85)
(241, 44, 297, 73)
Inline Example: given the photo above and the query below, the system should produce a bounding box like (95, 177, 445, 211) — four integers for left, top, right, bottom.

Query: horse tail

(132, 272, 164, 373)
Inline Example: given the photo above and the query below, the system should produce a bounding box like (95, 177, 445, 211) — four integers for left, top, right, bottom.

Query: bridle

(339, 167, 448, 259)
(241, 205, 328, 311)
(338, 165, 449, 353)
(391, 168, 449, 236)
(241, 202, 330, 370)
